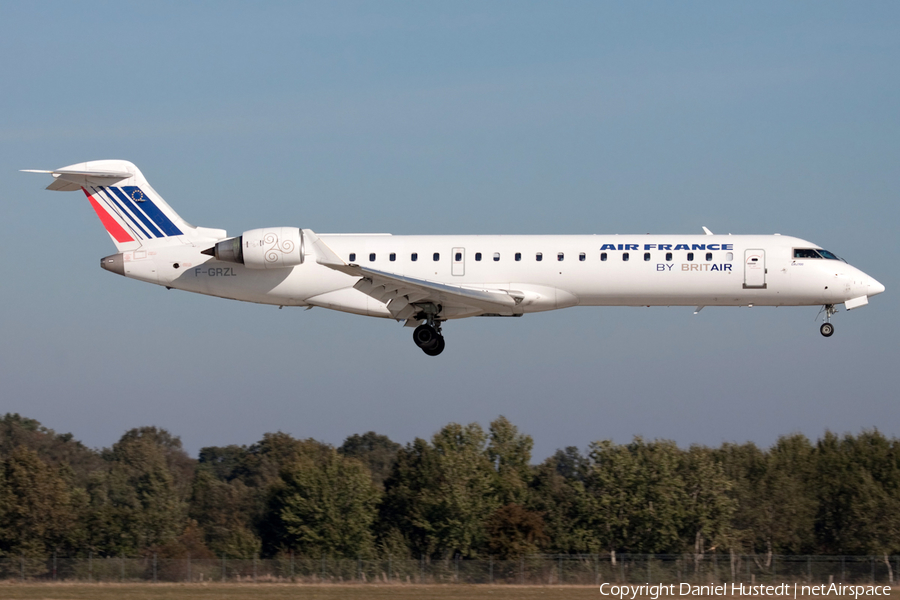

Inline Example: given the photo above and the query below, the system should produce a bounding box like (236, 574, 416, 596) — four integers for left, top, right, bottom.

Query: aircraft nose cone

(868, 277, 885, 296)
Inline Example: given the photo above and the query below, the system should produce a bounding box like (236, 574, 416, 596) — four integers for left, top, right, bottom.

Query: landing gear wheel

(820, 322, 834, 337)
(413, 324, 439, 349)
(422, 336, 445, 356)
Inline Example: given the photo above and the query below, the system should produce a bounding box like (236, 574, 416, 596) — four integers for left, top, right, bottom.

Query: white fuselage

(30, 160, 883, 354)
(119, 233, 883, 319)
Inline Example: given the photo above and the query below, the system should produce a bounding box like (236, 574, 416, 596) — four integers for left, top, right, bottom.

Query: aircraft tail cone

(100, 253, 125, 276)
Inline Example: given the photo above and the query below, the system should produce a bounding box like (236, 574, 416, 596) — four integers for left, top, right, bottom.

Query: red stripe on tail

(82, 188, 134, 243)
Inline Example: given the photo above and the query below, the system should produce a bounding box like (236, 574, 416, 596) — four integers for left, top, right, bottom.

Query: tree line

(0, 413, 897, 561)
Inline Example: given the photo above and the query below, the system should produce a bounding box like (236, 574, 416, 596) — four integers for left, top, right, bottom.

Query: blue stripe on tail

(109, 187, 164, 238)
(120, 186, 183, 236)
(96, 187, 152, 240)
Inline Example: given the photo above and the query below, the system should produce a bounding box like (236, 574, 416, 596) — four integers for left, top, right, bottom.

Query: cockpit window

(794, 249, 821, 259)
(794, 248, 842, 260)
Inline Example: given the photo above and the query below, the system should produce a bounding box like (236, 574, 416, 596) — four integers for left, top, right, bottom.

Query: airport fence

(0, 553, 897, 585)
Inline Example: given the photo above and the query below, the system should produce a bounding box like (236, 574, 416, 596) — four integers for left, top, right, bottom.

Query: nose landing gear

(819, 304, 836, 337)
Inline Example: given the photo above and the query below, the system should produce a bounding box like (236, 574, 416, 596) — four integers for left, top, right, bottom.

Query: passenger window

(687, 252, 694, 261)
(411, 253, 418, 262)
(666, 252, 672, 262)
(536, 252, 543, 261)
(390, 253, 396, 262)
(515, 252, 522, 261)
(433, 253, 440, 261)
(726, 252, 733, 261)
(369, 253, 376, 262)
(601, 252, 607, 261)
(623, 253, 629, 261)
(644, 252, 651, 261)
(706, 252, 712, 261)
(558, 252, 564, 261)
(493, 252, 500, 262)
(475, 252, 482, 261)
(349, 253, 356, 262)
(455, 252, 462, 261)
(579, 252, 586, 261)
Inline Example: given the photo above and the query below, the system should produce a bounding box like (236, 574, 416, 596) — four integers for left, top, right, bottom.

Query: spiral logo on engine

(263, 232, 295, 263)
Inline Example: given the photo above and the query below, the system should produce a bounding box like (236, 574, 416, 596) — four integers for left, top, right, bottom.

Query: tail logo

(84, 189, 134, 244)
(84, 185, 182, 241)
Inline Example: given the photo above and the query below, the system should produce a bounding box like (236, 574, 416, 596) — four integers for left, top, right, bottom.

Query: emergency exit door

(452, 247, 465, 276)
(743, 249, 767, 289)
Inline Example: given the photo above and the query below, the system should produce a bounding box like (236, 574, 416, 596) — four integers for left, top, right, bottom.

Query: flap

(303, 228, 521, 318)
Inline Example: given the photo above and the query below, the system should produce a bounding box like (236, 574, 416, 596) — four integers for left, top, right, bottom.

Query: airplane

(25, 160, 885, 356)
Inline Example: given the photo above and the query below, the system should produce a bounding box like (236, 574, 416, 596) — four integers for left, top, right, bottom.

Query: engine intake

(203, 227, 304, 269)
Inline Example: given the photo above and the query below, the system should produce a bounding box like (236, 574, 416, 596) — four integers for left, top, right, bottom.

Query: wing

(303, 229, 523, 320)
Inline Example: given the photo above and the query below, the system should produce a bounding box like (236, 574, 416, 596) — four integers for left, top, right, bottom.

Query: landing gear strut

(412, 310, 445, 356)
(820, 304, 836, 337)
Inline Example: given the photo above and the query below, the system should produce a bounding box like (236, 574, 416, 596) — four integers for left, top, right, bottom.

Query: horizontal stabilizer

(22, 167, 132, 191)
(26, 160, 226, 253)
(45, 179, 82, 191)
(22, 168, 133, 178)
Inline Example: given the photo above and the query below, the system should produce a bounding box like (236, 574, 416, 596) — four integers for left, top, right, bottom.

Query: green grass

(0, 583, 608, 600)
(2, 583, 898, 600)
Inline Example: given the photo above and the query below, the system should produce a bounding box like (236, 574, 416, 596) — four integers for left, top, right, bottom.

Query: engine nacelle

(206, 227, 304, 269)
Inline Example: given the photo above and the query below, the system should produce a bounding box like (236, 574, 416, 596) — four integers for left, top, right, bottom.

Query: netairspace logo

(598, 583, 892, 599)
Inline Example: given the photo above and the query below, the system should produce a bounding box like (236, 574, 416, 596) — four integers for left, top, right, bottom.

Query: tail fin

(23, 160, 226, 252)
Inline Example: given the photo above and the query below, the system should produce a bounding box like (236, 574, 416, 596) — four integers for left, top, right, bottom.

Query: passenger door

(743, 249, 767, 289)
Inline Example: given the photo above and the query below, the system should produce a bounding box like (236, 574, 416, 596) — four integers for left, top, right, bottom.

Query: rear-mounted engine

(202, 227, 304, 269)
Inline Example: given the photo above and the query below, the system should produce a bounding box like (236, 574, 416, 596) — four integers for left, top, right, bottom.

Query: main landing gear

(820, 304, 836, 337)
(413, 312, 445, 356)
(413, 324, 445, 356)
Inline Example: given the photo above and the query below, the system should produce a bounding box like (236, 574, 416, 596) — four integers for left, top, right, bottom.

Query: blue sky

(1, 2, 898, 459)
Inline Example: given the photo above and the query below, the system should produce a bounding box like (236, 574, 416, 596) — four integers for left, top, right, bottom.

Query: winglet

(702, 226, 714, 235)
(302, 229, 355, 272)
